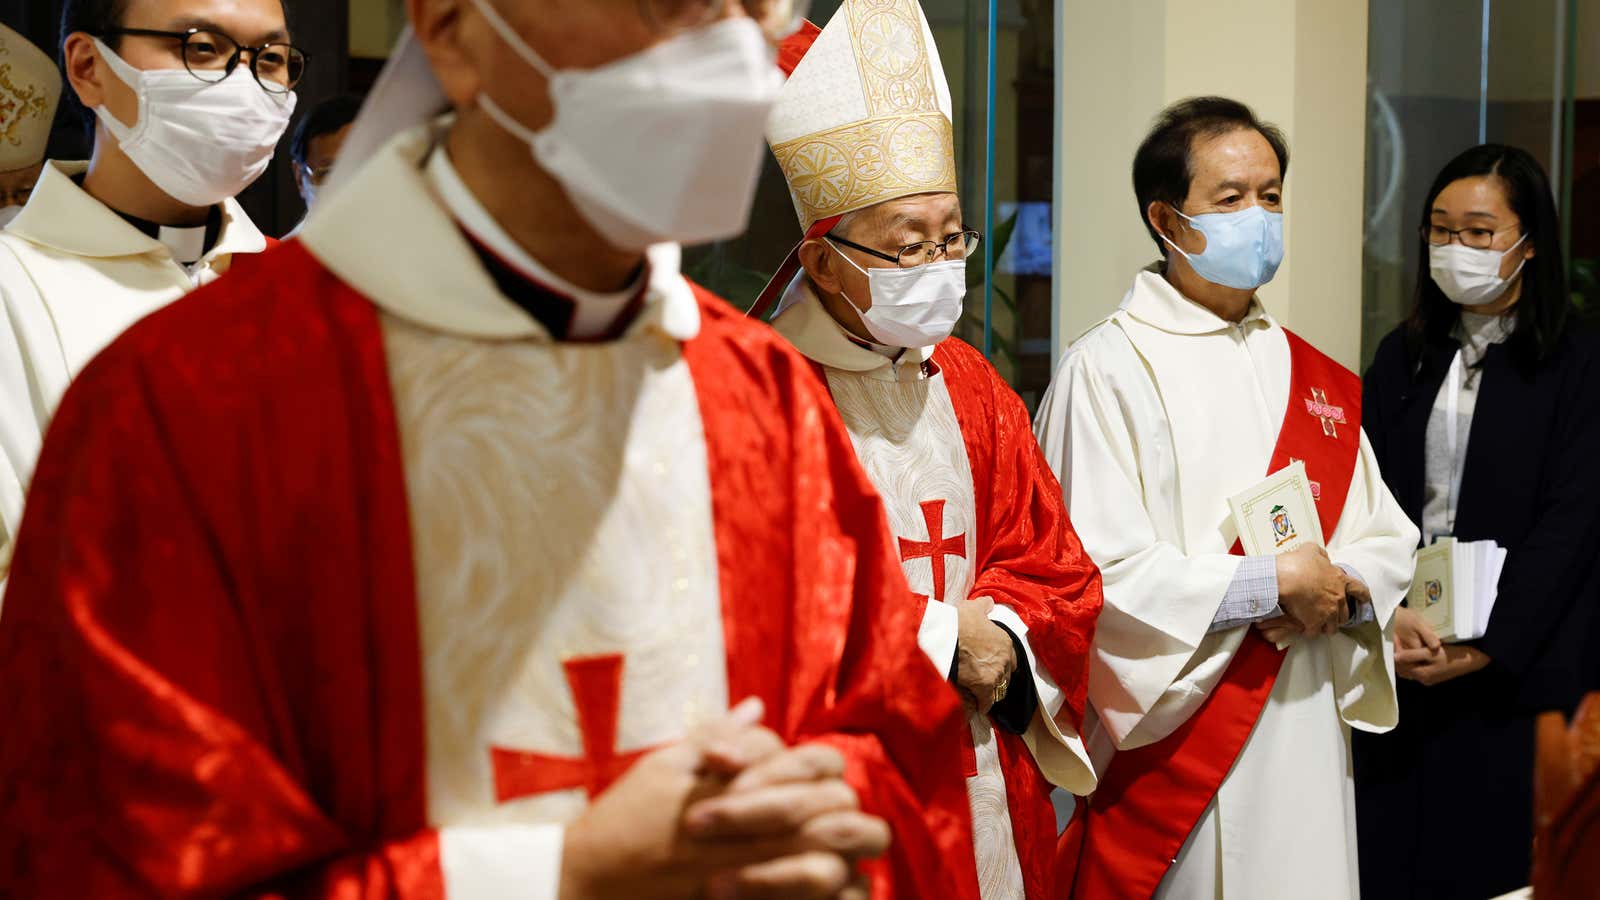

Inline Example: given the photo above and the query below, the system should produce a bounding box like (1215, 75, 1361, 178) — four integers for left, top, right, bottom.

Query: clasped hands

(1254, 544, 1367, 645)
(1390, 606, 1491, 686)
(560, 697, 886, 900)
(954, 596, 1017, 715)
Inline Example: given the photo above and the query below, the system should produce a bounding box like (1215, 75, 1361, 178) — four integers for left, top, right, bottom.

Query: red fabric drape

(0, 241, 975, 898)
(934, 340, 1104, 730)
(933, 339, 1104, 900)
(686, 296, 978, 900)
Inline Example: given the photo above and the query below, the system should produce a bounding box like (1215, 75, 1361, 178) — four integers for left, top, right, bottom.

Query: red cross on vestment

(490, 654, 659, 804)
(898, 499, 968, 603)
(1303, 387, 1348, 439)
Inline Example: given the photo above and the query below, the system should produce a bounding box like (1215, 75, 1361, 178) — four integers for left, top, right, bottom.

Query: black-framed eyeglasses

(828, 229, 983, 269)
(98, 27, 308, 93)
(1420, 223, 1521, 251)
(638, 0, 811, 41)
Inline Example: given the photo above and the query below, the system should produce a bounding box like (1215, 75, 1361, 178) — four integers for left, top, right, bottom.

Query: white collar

(1119, 265, 1273, 336)
(5, 160, 265, 264)
(770, 272, 935, 380)
(300, 120, 699, 343)
(424, 148, 647, 340)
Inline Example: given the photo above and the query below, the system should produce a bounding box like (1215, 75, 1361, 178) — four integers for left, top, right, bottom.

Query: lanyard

(1444, 349, 1466, 531)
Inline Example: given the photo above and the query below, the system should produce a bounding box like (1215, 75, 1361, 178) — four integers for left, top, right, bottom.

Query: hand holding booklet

(1407, 537, 1507, 642)
(1227, 461, 1323, 648)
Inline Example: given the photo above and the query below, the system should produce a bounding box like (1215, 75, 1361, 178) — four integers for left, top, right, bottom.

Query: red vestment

(934, 340, 1103, 900)
(0, 241, 978, 899)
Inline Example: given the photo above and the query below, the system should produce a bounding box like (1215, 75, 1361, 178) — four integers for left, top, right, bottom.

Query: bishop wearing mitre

(753, 3, 1103, 897)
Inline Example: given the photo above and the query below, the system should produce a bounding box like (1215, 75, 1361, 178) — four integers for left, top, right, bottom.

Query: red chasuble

(0, 241, 978, 898)
(933, 341, 1103, 899)
(1061, 330, 1362, 899)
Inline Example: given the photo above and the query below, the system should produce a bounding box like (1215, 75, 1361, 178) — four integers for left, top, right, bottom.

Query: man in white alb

(0, 0, 293, 565)
(1034, 96, 1419, 899)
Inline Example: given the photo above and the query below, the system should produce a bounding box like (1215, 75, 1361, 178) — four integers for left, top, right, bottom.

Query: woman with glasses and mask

(1354, 143, 1600, 900)
(0, 0, 303, 569)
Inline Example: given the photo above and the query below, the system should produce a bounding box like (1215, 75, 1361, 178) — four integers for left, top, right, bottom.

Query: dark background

(0, 0, 355, 238)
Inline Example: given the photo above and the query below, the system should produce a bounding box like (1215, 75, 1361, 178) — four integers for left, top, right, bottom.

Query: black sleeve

(988, 622, 1038, 735)
(1479, 338, 1600, 678)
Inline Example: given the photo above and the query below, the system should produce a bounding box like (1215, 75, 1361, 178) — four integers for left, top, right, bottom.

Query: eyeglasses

(1421, 223, 1521, 251)
(639, 0, 811, 41)
(98, 27, 309, 93)
(299, 162, 335, 187)
(828, 229, 983, 269)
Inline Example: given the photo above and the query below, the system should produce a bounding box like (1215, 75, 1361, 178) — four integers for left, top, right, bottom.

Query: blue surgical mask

(1161, 204, 1285, 291)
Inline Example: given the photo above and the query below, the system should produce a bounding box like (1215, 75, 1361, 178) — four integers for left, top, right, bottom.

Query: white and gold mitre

(767, 0, 956, 231)
(0, 23, 60, 172)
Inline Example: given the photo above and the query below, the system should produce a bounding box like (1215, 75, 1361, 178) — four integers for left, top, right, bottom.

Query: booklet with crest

(1227, 462, 1325, 648)
(1407, 537, 1507, 642)
(1228, 460, 1325, 557)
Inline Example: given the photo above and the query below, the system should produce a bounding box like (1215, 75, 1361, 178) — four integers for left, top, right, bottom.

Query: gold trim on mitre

(771, 0, 957, 231)
(0, 24, 62, 172)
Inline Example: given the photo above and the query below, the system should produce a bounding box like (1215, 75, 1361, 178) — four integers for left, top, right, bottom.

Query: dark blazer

(1363, 323, 1600, 711)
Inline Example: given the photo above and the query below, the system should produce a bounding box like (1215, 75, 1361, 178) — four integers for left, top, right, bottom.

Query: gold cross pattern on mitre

(767, 0, 957, 232)
(0, 23, 61, 173)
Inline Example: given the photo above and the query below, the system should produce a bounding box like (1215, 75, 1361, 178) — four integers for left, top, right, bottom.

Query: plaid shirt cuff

(1210, 555, 1283, 633)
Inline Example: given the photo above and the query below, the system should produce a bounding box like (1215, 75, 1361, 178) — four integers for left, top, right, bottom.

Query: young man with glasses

(754, 3, 1103, 897)
(0, 1, 981, 897)
(0, 0, 300, 565)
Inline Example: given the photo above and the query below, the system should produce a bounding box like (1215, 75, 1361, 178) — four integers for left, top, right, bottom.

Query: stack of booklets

(1406, 537, 1508, 643)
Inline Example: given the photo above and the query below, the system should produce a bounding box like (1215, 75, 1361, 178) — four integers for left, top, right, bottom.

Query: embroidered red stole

(1064, 329, 1362, 899)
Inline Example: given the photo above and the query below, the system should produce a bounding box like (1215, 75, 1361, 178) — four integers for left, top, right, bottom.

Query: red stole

(1062, 329, 1362, 899)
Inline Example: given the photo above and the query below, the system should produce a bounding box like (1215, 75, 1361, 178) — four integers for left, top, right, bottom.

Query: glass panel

(1570, 0, 1599, 313)
(1362, 0, 1573, 369)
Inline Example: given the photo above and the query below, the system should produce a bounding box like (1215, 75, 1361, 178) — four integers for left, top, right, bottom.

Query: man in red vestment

(0, 2, 978, 897)
(752, 4, 1103, 897)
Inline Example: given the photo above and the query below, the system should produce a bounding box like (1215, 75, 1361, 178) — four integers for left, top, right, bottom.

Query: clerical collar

(70, 173, 221, 267)
(845, 330, 906, 361)
(424, 146, 647, 342)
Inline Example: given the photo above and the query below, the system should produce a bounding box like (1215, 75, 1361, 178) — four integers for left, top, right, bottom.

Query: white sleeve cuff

(917, 599, 960, 679)
(439, 823, 564, 900)
(986, 603, 1097, 795)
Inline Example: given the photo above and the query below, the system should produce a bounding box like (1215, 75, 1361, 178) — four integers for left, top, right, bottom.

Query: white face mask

(92, 38, 296, 208)
(1429, 234, 1528, 307)
(829, 239, 966, 348)
(0, 206, 21, 228)
(467, 0, 782, 252)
